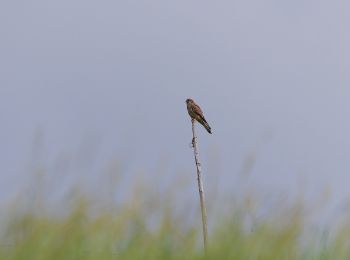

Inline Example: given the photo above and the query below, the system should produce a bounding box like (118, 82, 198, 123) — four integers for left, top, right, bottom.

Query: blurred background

(2, 1, 350, 257)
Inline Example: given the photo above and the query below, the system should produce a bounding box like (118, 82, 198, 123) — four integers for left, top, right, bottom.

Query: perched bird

(186, 98, 212, 134)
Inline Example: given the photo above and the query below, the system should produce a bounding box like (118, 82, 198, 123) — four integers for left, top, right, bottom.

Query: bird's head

(185, 98, 194, 104)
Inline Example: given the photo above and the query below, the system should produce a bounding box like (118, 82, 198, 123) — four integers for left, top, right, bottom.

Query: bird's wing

(192, 102, 204, 117)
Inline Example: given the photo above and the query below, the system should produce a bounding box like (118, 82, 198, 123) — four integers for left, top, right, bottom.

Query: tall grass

(1, 163, 350, 259)
(2, 193, 350, 259)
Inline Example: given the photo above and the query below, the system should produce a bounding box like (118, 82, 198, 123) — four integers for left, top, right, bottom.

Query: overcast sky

(2, 0, 350, 223)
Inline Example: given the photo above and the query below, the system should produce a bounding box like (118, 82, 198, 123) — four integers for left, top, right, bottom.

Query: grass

(2, 189, 350, 259)
(1, 163, 350, 259)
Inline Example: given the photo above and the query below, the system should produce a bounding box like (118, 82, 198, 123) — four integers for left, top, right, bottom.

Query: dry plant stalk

(191, 119, 208, 252)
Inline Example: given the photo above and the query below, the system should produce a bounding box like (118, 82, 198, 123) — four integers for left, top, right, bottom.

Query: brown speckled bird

(186, 98, 212, 134)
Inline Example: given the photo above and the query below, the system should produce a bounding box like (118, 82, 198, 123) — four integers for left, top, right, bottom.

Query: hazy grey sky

(2, 0, 350, 221)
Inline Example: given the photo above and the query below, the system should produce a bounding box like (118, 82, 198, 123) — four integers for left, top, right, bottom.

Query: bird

(186, 98, 212, 134)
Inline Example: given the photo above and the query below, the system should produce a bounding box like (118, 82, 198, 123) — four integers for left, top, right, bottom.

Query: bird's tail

(204, 122, 212, 134)
(199, 117, 212, 134)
